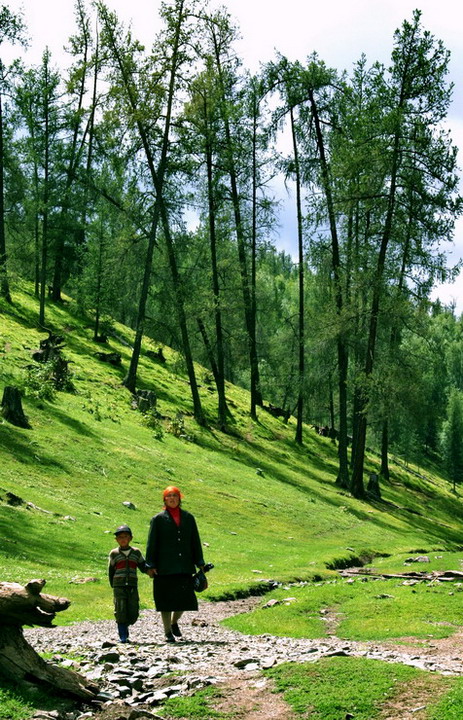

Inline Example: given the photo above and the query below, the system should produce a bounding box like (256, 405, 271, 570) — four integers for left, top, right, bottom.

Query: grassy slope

(1, 282, 462, 623)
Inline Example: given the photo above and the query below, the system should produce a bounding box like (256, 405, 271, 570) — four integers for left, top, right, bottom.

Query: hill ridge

(1, 283, 463, 623)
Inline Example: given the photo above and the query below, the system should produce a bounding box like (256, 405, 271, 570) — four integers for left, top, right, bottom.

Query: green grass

(0, 680, 73, 720)
(427, 678, 463, 719)
(265, 657, 452, 719)
(0, 686, 33, 720)
(223, 574, 463, 641)
(160, 686, 225, 719)
(2, 281, 463, 627)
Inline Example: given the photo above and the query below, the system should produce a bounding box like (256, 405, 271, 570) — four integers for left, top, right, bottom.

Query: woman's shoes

(165, 631, 176, 643)
(171, 622, 182, 637)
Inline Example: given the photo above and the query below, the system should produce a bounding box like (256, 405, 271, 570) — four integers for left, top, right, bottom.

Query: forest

(1, 0, 463, 499)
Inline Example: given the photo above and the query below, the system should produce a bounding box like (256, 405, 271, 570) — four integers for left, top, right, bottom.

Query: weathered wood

(0, 579, 70, 626)
(0, 579, 99, 700)
(32, 330, 65, 363)
(146, 347, 166, 363)
(0, 625, 98, 699)
(1, 386, 31, 428)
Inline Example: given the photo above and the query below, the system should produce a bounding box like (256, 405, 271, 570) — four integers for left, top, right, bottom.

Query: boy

(108, 524, 146, 643)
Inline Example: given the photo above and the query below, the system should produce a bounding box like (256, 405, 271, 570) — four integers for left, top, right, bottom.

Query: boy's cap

(114, 524, 132, 536)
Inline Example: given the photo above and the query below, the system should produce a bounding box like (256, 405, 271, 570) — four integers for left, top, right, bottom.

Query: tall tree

(38, 50, 61, 327)
(442, 389, 463, 493)
(183, 65, 230, 429)
(202, 9, 263, 419)
(350, 11, 461, 496)
(266, 57, 308, 444)
(51, 0, 95, 302)
(97, 0, 205, 425)
(0, 4, 27, 302)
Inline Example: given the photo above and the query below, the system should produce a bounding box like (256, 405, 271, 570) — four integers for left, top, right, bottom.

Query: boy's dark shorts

(113, 585, 140, 625)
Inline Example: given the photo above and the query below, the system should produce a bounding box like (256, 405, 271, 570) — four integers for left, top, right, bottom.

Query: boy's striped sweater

(108, 546, 146, 587)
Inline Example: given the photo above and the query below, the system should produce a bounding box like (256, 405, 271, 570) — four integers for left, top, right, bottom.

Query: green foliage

(24, 362, 57, 401)
(141, 408, 164, 439)
(441, 389, 463, 490)
(167, 412, 193, 441)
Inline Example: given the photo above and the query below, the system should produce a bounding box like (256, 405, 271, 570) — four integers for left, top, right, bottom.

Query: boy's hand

(147, 568, 157, 578)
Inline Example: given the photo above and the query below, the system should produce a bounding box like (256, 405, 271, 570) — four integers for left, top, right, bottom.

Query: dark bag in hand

(193, 562, 214, 592)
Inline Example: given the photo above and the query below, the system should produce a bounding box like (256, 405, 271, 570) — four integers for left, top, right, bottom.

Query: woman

(146, 485, 205, 642)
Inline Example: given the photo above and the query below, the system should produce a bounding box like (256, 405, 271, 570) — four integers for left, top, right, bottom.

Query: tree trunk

(290, 106, 304, 446)
(309, 89, 350, 487)
(204, 106, 229, 430)
(380, 418, 390, 480)
(0, 580, 98, 700)
(39, 55, 51, 328)
(0, 86, 11, 303)
(197, 317, 229, 431)
(211, 28, 262, 419)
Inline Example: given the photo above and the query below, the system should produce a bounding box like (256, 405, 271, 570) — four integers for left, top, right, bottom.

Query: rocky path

(25, 597, 463, 720)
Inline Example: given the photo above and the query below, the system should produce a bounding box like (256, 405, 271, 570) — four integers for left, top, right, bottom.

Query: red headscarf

(162, 485, 183, 500)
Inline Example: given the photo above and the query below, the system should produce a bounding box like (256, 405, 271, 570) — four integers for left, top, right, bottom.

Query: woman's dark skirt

(153, 573, 198, 611)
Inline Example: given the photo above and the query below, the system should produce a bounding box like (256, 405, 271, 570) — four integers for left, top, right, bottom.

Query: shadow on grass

(34, 401, 101, 440)
(0, 504, 103, 573)
(195, 420, 463, 549)
(0, 423, 69, 470)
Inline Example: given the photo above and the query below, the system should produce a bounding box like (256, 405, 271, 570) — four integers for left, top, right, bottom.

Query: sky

(7, 0, 463, 311)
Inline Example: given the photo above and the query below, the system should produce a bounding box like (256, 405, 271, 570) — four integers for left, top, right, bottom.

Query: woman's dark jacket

(145, 508, 204, 575)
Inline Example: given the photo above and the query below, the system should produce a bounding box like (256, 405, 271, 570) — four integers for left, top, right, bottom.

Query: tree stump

(146, 347, 166, 363)
(94, 351, 122, 366)
(1, 386, 31, 428)
(32, 331, 65, 363)
(367, 472, 381, 499)
(0, 579, 99, 700)
(132, 388, 157, 413)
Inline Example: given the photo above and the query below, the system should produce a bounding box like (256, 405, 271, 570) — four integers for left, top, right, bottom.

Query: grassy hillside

(1, 281, 462, 623)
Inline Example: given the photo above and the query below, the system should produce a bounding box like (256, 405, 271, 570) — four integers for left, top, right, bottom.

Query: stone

(98, 652, 121, 663)
(263, 599, 280, 608)
(233, 657, 260, 668)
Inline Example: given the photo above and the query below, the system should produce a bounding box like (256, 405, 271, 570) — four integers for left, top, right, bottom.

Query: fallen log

(0, 579, 99, 700)
(338, 568, 463, 582)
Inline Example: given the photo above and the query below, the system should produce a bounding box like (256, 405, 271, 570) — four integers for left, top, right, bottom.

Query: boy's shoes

(171, 622, 182, 637)
(117, 623, 129, 643)
(165, 631, 176, 643)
